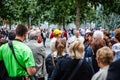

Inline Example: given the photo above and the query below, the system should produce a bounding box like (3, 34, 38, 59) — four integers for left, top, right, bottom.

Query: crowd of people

(0, 24, 120, 80)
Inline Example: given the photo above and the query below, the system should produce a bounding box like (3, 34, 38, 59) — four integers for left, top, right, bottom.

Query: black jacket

(50, 57, 94, 80)
(107, 59, 120, 80)
(45, 53, 69, 78)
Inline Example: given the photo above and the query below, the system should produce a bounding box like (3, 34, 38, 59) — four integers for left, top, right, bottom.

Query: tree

(0, 0, 120, 29)
(76, 0, 80, 29)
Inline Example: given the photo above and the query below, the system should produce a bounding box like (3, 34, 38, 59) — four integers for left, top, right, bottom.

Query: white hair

(29, 29, 41, 40)
(93, 30, 104, 39)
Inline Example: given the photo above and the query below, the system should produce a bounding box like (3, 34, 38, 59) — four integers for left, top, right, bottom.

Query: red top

(50, 32, 54, 39)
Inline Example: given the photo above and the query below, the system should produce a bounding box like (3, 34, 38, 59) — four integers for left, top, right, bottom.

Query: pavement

(42, 38, 51, 57)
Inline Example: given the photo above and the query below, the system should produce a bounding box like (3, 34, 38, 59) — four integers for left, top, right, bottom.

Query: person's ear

(24, 33, 27, 38)
(37, 36, 43, 43)
(96, 57, 99, 63)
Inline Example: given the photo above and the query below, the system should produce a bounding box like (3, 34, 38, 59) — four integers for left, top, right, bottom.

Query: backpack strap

(85, 57, 95, 74)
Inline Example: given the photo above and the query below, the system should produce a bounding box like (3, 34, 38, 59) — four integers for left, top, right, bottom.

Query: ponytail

(55, 38, 66, 57)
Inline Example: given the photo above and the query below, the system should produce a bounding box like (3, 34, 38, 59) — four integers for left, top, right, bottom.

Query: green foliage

(0, 0, 120, 28)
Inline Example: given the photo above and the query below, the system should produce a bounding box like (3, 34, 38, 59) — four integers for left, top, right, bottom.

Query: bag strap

(68, 59, 84, 80)
(85, 57, 95, 74)
(8, 41, 36, 80)
(8, 41, 26, 71)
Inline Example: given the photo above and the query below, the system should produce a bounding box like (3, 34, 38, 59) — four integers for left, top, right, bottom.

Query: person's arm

(50, 33, 53, 39)
(26, 67, 36, 75)
(66, 33, 68, 40)
(0, 45, 3, 60)
(23, 47, 36, 75)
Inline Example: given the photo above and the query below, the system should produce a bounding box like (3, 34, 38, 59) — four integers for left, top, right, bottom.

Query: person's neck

(15, 36, 24, 42)
(75, 35, 78, 38)
(99, 63, 109, 69)
(114, 38, 119, 43)
(55, 36, 59, 39)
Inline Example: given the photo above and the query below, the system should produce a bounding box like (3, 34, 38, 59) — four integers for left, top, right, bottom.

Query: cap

(53, 29, 61, 35)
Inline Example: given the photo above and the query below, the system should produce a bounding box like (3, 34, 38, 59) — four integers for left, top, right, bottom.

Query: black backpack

(0, 60, 8, 80)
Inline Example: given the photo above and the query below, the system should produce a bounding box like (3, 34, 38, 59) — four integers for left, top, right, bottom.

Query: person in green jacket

(0, 24, 36, 80)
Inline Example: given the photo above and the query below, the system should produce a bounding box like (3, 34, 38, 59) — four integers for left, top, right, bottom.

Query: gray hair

(29, 30, 41, 40)
(93, 30, 104, 39)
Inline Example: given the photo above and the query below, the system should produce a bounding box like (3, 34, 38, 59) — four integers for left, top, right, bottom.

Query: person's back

(50, 31, 54, 39)
(0, 40, 34, 77)
(107, 59, 120, 80)
(111, 28, 120, 61)
(46, 51, 68, 79)
(107, 28, 120, 80)
(74, 30, 84, 43)
(0, 24, 36, 80)
(92, 47, 114, 80)
(46, 38, 67, 79)
(50, 40, 94, 80)
(26, 30, 46, 80)
(51, 57, 93, 80)
(50, 29, 62, 53)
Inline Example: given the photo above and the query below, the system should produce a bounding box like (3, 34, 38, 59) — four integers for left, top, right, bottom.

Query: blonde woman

(92, 47, 114, 80)
(50, 40, 93, 80)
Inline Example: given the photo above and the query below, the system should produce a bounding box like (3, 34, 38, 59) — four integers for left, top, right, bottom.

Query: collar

(100, 65, 109, 70)
(15, 39, 23, 42)
(29, 40, 38, 43)
(52, 51, 67, 57)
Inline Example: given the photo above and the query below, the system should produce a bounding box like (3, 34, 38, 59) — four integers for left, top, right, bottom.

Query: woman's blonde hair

(96, 46, 114, 65)
(69, 40, 84, 59)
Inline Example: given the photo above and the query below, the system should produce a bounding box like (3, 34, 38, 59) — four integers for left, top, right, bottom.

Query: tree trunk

(9, 19, 11, 30)
(27, 15, 31, 28)
(63, 17, 65, 28)
(76, 0, 80, 30)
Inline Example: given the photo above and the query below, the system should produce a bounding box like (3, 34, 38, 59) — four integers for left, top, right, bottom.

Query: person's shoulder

(112, 43, 120, 47)
(111, 59, 120, 67)
(114, 43, 120, 45)
(50, 37, 56, 42)
(112, 43, 120, 52)
(14, 41, 32, 52)
(68, 36, 75, 42)
(63, 53, 70, 58)
(47, 53, 52, 58)
(0, 42, 8, 49)
(82, 59, 92, 67)
(92, 67, 108, 80)
(91, 70, 104, 80)
(59, 55, 71, 63)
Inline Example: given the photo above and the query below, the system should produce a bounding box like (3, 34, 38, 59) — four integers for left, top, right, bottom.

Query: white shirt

(52, 51, 68, 58)
(112, 43, 120, 61)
